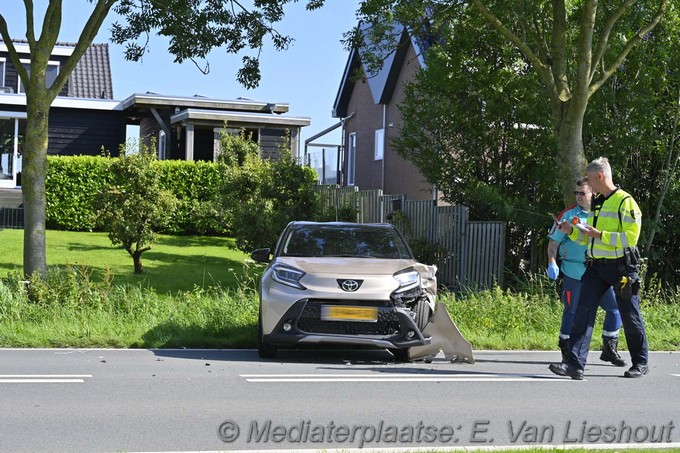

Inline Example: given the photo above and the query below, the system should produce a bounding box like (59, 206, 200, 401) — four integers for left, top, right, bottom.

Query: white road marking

(0, 379, 86, 383)
(129, 441, 680, 453)
(241, 373, 573, 382)
(0, 374, 92, 384)
(0, 374, 92, 378)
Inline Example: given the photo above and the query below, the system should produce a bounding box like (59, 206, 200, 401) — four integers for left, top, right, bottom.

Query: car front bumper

(262, 299, 431, 349)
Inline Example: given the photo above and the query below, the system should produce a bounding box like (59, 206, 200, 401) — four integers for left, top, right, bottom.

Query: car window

(280, 225, 411, 259)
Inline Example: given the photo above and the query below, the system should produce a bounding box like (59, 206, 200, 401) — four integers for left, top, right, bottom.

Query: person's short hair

(576, 177, 590, 188)
(586, 157, 612, 180)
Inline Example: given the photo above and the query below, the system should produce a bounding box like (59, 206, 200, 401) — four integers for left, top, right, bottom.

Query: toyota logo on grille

(338, 279, 363, 292)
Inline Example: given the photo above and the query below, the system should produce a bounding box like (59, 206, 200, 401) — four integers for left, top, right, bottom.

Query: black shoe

(558, 338, 570, 363)
(624, 364, 649, 378)
(549, 362, 584, 380)
(600, 338, 627, 367)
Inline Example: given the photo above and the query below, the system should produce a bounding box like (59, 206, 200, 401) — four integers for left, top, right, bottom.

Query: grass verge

(0, 229, 251, 294)
(1, 229, 679, 350)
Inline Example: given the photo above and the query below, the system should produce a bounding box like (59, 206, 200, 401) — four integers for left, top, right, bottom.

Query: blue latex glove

(547, 261, 560, 280)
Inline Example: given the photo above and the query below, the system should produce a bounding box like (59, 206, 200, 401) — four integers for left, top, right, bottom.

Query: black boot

(600, 338, 627, 367)
(558, 338, 570, 363)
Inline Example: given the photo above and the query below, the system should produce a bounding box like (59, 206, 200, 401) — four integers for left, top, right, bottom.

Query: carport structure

(121, 93, 311, 162)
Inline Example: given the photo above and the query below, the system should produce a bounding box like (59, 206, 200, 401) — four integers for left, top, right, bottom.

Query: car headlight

(271, 264, 307, 290)
(393, 268, 421, 292)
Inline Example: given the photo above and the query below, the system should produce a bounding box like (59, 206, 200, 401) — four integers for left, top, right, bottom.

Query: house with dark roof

(1, 41, 124, 189)
(0, 40, 310, 190)
(332, 27, 434, 201)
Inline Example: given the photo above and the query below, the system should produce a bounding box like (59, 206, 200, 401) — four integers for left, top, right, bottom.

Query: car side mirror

(250, 248, 272, 263)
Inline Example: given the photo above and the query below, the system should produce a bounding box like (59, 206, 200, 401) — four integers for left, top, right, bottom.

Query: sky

(1, 1, 360, 147)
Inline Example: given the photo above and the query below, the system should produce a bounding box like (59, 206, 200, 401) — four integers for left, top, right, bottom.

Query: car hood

(274, 257, 419, 276)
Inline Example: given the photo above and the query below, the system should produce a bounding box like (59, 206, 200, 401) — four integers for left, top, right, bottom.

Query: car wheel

(414, 297, 432, 331)
(390, 348, 410, 362)
(258, 311, 278, 359)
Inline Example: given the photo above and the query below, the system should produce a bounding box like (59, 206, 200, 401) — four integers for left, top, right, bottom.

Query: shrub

(155, 160, 227, 235)
(46, 155, 226, 235)
(46, 155, 113, 231)
(220, 152, 321, 252)
(96, 150, 177, 274)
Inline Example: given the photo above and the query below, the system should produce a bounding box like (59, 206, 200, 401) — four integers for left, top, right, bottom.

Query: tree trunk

(555, 102, 588, 207)
(133, 252, 144, 274)
(22, 89, 50, 279)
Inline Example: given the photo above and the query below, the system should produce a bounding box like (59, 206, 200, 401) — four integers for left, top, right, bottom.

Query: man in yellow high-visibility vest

(548, 157, 649, 379)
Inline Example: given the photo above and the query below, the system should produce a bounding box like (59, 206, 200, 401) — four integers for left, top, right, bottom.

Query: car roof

(287, 221, 395, 229)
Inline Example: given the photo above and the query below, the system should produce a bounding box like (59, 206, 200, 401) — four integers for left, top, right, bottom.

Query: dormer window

(18, 59, 60, 93)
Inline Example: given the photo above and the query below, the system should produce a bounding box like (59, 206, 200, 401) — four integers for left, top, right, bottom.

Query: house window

(158, 130, 167, 160)
(18, 60, 59, 93)
(347, 132, 356, 186)
(374, 128, 384, 160)
(0, 59, 5, 88)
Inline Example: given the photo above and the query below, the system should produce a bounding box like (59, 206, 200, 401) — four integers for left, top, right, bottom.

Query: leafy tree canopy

(345, 0, 670, 204)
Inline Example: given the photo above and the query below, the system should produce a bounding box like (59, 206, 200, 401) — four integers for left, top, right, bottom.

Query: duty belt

(587, 257, 626, 265)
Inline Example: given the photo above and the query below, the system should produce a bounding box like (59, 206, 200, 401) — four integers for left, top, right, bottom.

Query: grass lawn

(1, 229, 679, 350)
(0, 229, 252, 295)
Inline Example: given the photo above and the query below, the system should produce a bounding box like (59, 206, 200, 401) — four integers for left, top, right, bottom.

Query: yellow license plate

(321, 305, 378, 322)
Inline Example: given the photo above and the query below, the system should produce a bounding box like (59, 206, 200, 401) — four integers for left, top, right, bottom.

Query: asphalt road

(0, 348, 679, 453)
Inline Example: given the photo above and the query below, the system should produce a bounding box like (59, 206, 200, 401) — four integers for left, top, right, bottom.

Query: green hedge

(155, 160, 226, 235)
(46, 156, 114, 231)
(46, 156, 226, 235)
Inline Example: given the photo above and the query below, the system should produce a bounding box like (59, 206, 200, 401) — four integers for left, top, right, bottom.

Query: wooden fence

(317, 185, 505, 289)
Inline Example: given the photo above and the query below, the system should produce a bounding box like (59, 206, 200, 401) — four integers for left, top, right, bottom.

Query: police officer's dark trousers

(566, 260, 648, 371)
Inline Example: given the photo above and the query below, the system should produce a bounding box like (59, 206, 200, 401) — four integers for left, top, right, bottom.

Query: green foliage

(386, 209, 410, 236)
(220, 150, 321, 252)
(96, 148, 177, 274)
(110, 0, 326, 89)
(392, 9, 556, 277)
(217, 128, 261, 167)
(407, 237, 450, 267)
(155, 159, 228, 235)
(584, 6, 680, 284)
(2, 259, 680, 349)
(315, 203, 358, 222)
(0, 269, 259, 348)
(24, 265, 114, 309)
(46, 155, 114, 231)
(45, 155, 227, 235)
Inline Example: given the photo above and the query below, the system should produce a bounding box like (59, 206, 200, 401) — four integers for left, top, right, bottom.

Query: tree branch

(532, 14, 551, 63)
(38, 0, 62, 58)
(589, 0, 636, 82)
(589, 0, 668, 96)
(0, 15, 31, 85)
(551, 0, 570, 101)
(24, 0, 36, 43)
(470, 0, 558, 104)
(573, 0, 597, 104)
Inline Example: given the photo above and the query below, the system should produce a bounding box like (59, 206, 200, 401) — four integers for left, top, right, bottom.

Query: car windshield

(279, 224, 412, 259)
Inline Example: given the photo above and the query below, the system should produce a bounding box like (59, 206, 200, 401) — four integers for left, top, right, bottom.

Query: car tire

(390, 348, 410, 362)
(258, 311, 278, 359)
(414, 297, 432, 331)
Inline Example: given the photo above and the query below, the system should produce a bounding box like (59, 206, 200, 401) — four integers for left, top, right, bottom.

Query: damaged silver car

(251, 221, 450, 361)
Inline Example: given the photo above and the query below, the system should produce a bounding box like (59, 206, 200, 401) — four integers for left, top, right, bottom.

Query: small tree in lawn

(98, 141, 177, 274)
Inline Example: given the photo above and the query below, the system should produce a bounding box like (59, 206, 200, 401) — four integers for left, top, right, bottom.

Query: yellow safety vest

(569, 188, 642, 260)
